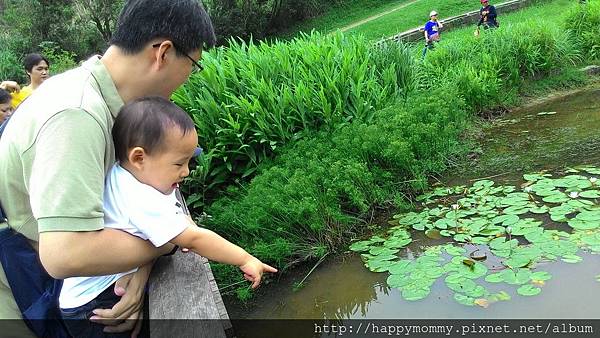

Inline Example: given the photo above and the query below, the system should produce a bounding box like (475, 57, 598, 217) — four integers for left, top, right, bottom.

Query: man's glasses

(152, 42, 203, 73)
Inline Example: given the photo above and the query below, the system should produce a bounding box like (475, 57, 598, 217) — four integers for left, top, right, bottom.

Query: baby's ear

(128, 147, 146, 168)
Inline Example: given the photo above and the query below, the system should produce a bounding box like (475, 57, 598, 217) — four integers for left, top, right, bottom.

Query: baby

(59, 96, 276, 337)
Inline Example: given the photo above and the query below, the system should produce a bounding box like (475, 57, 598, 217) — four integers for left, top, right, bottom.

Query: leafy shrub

(39, 41, 78, 75)
(0, 48, 25, 84)
(421, 20, 583, 113)
(206, 85, 467, 287)
(174, 32, 415, 207)
(564, 0, 600, 61)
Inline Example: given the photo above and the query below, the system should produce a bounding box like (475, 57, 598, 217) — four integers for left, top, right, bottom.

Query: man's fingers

(103, 310, 140, 333)
(91, 300, 138, 322)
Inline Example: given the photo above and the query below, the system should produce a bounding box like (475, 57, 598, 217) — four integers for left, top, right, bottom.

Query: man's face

(161, 48, 203, 97)
(0, 102, 13, 124)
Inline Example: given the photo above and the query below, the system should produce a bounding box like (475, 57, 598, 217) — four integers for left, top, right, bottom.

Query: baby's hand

(239, 256, 278, 289)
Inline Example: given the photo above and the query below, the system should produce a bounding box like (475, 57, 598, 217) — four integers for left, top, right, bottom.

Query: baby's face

(0, 102, 12, 124)
(142, 127, 198, 195)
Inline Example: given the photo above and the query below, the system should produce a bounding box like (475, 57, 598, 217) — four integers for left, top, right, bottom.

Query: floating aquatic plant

(350, 166, 600, 307)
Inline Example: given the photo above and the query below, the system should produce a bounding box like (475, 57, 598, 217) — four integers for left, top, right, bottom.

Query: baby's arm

(170, 219, 277, 288)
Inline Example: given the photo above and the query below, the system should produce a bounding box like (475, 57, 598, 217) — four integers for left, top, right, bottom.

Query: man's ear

(127, 147, 147, 170)
(151, 40, 175, 70)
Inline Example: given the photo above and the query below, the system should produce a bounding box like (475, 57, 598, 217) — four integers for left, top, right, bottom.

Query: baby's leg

(61, 285, 132, 338)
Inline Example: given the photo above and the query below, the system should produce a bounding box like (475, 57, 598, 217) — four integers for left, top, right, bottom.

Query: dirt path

(338, 0, 422, 32)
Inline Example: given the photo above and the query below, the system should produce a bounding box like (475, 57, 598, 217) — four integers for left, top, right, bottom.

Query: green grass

(433, 0, 577, 42)
(274, 0, 407, 39)
(347, 0, 480, 41)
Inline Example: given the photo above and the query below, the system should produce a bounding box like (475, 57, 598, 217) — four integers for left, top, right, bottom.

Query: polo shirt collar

(82, 56, 124, 119)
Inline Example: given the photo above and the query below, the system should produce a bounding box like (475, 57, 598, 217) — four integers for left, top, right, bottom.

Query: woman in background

(0, 53, 50, 109)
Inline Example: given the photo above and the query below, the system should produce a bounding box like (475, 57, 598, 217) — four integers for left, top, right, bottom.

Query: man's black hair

(0, 88, 10, 104)
(113, 96, 196, 163)
(24, 53, 49, 73)
(110, 0, 216, 56)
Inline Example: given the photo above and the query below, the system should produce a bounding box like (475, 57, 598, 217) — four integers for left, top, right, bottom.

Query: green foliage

(0, 48, 25, 84)
(0, 0, 121, 82)
(274, 0, 404, 39)
(173, 32, 415, 206)
(564, 0, 600, 60)
(196, 6, 592, 293)
(421, 20, 583, 113)
(204, 0, 340, 44)
(206, 85, 467, 277)
(39, 42, 77, 75)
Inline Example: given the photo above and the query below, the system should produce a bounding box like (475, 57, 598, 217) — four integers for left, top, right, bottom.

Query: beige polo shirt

(0, 56, 124, 322)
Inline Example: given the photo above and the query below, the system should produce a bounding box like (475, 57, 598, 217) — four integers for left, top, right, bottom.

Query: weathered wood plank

(148, 251, 231, 337)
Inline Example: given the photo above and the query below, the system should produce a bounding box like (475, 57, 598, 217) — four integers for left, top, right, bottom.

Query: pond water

(226, 87, 600, 334)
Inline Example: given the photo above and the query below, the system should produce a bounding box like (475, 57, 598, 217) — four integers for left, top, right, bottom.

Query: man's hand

(239, 256, 278, 289)
(90, 263, 153, 337)
(0, 80, 20, 93)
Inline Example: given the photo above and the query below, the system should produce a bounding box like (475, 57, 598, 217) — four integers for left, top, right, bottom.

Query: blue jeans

(60, 284, 131, 338)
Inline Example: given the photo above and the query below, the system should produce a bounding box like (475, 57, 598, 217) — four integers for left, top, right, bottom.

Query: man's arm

(488, 6, 497, 21)
(39, 230, 173, 278)
(31, 110, 173, 278)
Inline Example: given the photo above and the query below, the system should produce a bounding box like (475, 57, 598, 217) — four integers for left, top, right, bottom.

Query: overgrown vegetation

(189, 0, 598, 296)
(0, 0, 123, 82)
(173, 33, 416, 207)
(564, 0, 600, 61)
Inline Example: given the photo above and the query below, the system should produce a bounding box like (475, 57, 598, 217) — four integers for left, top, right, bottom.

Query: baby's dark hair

(0, 88, 10, 104)
(112, 96, 196, 163)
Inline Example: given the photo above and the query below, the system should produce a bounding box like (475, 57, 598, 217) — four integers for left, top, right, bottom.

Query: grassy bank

(274, 0, 405, 39)
(177, 0, 597, 298)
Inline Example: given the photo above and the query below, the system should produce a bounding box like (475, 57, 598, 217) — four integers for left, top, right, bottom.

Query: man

(0, 0, 215, 336)
(476, 0, 499, 36)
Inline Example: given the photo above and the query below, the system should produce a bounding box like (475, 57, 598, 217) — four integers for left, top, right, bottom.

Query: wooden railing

(148, 252, 232, 337)
(148, 189, 232, 337)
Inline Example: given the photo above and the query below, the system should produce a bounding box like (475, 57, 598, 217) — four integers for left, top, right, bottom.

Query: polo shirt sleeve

(129, 194, 189, 247)
(32, 109, 106, 232)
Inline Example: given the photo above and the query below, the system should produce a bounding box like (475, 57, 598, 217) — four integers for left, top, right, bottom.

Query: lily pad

(530, 271, 552, 281)
(402, 287, 431, 301)
(517, 284, 541, 296)
(453, 293, 475, 306)
(561, 254, 583, 263)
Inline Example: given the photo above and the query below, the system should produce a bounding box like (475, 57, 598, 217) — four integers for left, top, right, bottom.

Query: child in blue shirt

(424, 10, 443, 48)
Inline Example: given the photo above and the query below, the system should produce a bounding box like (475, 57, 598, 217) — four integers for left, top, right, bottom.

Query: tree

(72, 0, 124, 43)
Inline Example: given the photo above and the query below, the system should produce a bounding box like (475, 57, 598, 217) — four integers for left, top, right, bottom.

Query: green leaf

(561, 254, 583, 263)
(349, 240, 372, 252)
(517, 284, 541, 296)
(530, 271, 552, 281)
(453, 293, 475, 306)
(580, 190, 600, 198)
(445, 245, 467, 256)
(484, 272, 505, 283)
(402, 287, 431, 301)
(388, 260, 414, 275)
